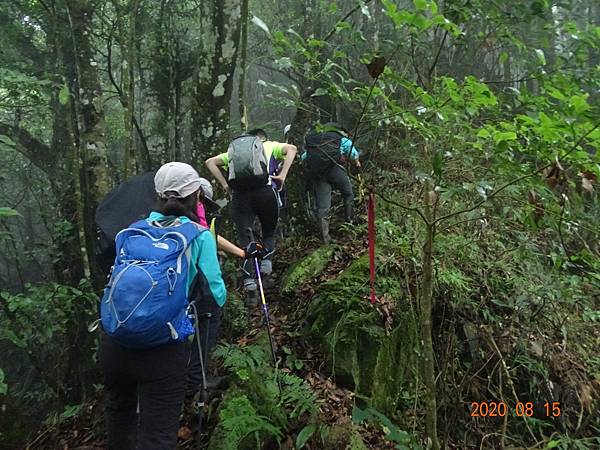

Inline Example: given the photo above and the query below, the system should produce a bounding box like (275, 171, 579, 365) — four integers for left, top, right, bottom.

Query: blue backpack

(100, 219, 204, 349)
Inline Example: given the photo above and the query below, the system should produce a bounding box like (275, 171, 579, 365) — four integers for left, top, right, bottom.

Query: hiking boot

(344, 203, 354, 224)
(260, 259, 272, 276)
(318, 218, 331, 244)
(244, 278, 258, 307)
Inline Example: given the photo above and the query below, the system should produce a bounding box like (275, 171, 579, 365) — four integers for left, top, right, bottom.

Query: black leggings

(99, 334, 190, 450)
(231, 185, 280, 251)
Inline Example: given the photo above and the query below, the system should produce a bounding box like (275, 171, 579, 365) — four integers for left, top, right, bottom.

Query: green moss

(306, 255, 384, 394)
(370, 314, 419, 416)
(221, 291, 248, 340)
(319, 422, 369, 450)
(280, 245, 335, 294)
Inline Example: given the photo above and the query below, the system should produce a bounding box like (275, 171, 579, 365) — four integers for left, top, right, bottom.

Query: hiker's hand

(244, 241, 265, 260)
(270, 174, 286, 191)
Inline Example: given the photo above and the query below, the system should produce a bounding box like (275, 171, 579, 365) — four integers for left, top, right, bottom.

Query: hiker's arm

(341, 137, 361, 168)
(205, 155, 229, 193)
(271, 144, 297, 190)
(216, 235, 245, 258)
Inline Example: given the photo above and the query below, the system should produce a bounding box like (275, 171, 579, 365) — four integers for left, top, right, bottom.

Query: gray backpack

(227, 135, 269, 190)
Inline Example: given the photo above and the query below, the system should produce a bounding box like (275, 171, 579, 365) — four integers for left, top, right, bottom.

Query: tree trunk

(123, 0, 141, 178)
(66, 0, 110, 287)
(238, 0, 249, 132)
(191, 0, 243, 163)
(420, 183, 440, 450)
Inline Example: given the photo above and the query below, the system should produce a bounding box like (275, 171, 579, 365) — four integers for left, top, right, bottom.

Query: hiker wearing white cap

(99, 162, 226, 450)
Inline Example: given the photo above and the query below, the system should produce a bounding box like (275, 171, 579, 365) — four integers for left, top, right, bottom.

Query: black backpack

(304, 130, 342, 178)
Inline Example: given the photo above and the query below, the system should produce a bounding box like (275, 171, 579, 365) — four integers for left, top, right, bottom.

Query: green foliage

(0, 207, 20, 217)
(221, 291, 249, 340)
(0, 368, 7, 395)
(214, 394, 284, 450)
(0, 281, 98, 402)
(352, 406, 422, 450)
(212, 341, 317, 448)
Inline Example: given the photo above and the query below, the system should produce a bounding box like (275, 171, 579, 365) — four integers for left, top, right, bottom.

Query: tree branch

(428, 29, 448, 81)
(322, 0, 373, 42)
(433, 121, 600, 226)
(0, 122, 54, 174)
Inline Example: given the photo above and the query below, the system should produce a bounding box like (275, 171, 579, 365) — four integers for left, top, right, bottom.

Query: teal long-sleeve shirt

(147, 211, 227, 307)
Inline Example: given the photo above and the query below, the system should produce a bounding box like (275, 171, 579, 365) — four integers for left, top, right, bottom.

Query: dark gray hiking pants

(313, 165, 354, 220)
(99, 334, 189, 450)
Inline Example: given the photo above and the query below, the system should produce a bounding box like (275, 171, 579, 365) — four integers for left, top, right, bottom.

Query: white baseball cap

(154, 162, 202, 199)
(198, 177, 213, 200)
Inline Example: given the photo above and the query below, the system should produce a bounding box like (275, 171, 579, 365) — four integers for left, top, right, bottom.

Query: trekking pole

(189, 302, 208, 448)
(246, 228, 278, 372)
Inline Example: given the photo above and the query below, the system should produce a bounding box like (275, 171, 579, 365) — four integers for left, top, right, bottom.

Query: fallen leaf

(178, 426, 192, 440)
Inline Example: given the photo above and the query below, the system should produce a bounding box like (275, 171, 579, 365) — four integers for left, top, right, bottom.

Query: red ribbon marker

(368, 192, 376, 304)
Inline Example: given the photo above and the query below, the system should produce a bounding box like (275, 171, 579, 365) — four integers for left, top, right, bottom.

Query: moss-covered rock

(304, 251, 418, 410)
(280, 244, 335, 294)
(370, 314, 419, 416)
(306, 255, 384, 394)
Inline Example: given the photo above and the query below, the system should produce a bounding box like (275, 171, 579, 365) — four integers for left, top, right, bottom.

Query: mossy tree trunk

(191, 0, 242, 163)
(123, 0, 141, 178)
(66, 0, 110, 287)
(237, 0, 249, 133)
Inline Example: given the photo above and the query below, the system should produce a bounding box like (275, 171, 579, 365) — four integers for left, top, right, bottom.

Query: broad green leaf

(546, 87, 566, 101)
(351, 405, 370, 423)
(59, 84, 70, 105)
(545, 440, 560, 449)
(412, 13, 431, 30)
(0, 207, 20, 217)
(569, 95, 590, 114)
(493, 131, 517, 143)
(535, 49, 546, 66)
(311, 88, 328, 97)
(296, 424, 316, 448)
(0, 135, 16, 149)
(413, 0, 428, 10)
(0, 369, 6, 395)
(477, 129, 490, 138)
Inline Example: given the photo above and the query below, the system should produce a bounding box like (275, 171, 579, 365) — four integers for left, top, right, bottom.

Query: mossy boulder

(305, 253, 418, 414)
(306, 254, 384, 394)
(280, 244, 335, 295)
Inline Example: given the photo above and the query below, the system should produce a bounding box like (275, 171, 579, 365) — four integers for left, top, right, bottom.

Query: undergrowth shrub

(210, 340, 317, 449)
